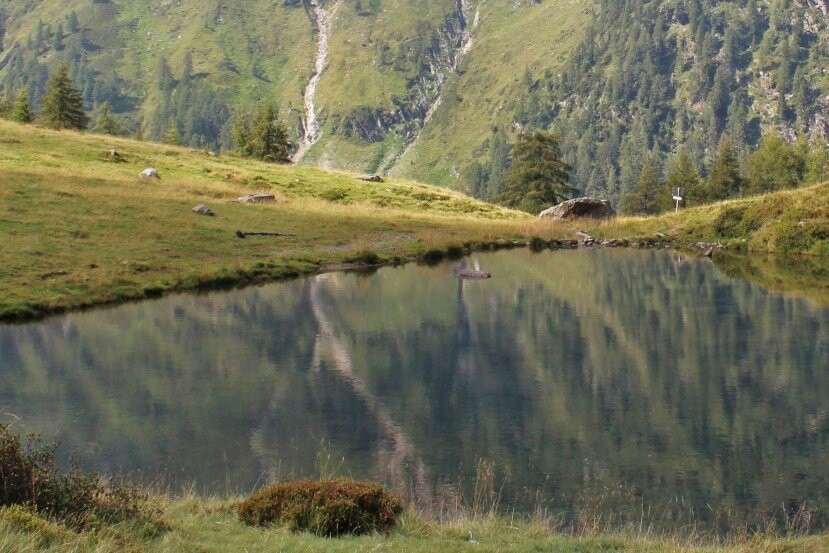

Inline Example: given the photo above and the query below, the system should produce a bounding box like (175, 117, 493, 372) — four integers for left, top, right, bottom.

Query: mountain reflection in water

(1, 249, 827, 533)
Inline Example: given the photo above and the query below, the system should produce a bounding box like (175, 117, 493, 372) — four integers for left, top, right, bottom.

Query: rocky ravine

(332, 0, 477, 171)
(294, 0, 343, 162)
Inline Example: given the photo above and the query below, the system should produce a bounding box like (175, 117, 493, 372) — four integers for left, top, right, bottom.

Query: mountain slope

(0, 0, 826, 200)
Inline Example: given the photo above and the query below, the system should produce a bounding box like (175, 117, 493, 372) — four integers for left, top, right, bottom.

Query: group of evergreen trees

(466, 0, 829, 206)
(1, 63, 88, 131)
(621, 133, 829, 215)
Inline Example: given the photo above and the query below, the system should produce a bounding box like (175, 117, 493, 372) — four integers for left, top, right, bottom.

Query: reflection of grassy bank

(2, 495, 828, 552)
(714, 253, 829, 306)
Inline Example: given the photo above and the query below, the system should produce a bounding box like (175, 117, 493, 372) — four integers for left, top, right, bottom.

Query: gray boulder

(236, 193, 276, 204)
(539, 197, 615, 221)
(192, 204, 214, 216)
(358, 174, 384, 183)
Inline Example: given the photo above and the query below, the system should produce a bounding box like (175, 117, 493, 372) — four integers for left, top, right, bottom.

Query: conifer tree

(39, 63, 88, 130)
(666, 152, 704, 205)
(804, 140, 829, 185)
(10, 89, 34, 123)
(494, 131, 576, 214)
(95, 102, 121, 136)
(746, 132, 806, 193)
(620, 157, 669, 215)
(164, 124, 183, 146)
(68, 11, 80, 34)
(232, 105, 291, 163)
(53, 23, 64, 51)
(708, 137, 744, 200)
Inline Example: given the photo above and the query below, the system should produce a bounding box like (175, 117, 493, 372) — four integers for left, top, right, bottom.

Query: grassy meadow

(1, 119, 828, 321)
(0, 120, 558, 322)
(1, 120, 829, 550)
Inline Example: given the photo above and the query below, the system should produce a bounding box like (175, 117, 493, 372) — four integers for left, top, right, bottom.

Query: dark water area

(1, 249, 828, 533)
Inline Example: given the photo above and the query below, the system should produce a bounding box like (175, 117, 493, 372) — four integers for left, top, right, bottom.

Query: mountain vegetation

(1, 0, 825, 206)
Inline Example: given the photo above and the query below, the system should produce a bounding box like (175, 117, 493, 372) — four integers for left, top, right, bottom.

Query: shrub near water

(0, 424, 158, 529)
(238, 479, 403, 536)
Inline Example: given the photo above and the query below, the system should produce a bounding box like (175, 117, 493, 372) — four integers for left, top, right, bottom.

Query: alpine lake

(1, 248, 827, 534)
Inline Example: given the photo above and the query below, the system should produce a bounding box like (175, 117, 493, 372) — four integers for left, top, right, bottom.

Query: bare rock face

(539, 197, 616, 221)
(236, 193, 276, 204)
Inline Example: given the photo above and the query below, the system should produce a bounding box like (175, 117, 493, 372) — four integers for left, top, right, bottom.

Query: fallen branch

(235, 230, 296, 239)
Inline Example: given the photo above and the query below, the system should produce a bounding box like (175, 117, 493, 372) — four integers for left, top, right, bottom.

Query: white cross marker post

(672, 187, 684, 212)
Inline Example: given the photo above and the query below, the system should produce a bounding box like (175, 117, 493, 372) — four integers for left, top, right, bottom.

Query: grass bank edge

(2, 497, 829, 553)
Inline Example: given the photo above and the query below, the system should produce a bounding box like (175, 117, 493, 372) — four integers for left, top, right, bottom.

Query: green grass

(0, 119, 553, 321)
(2, 497, 829, 553)
(1, 120, 827, 321)
(587, 182, 829, 255)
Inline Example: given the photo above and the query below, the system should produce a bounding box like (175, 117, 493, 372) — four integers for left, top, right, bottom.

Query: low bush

(0, 506, 74, 545)
(0, 424, 160, 530)
(238, 479, 403, 536)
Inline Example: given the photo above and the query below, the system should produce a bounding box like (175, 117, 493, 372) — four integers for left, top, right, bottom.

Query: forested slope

(0, 0, 826, 202)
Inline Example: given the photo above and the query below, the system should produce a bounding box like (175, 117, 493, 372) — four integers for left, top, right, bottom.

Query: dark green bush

(238, 479, 403, 536)
(0, 424, 159, 529)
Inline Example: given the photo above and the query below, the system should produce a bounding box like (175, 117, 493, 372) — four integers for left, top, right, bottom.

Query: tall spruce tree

(494, 131, 575, 214)
(95, 102, 121, 136)
(233, 105, 291, 163)
(10, 89, 34, 123)
(708, 137, 744, 200)
(164, 124, 183, 146)
(620, 157, 669, 215)
(39, 63, 88, 130)
(666, 151, 703, 206)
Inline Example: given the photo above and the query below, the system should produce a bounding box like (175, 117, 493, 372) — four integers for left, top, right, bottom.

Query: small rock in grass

(139, 168, 160, 180)
(236, 193, 276, 204)
(192, 204, 214, 216)
(358, 174, 384, 183)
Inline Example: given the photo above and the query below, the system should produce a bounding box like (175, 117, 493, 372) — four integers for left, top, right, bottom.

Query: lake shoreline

(3, 492, 828, 552)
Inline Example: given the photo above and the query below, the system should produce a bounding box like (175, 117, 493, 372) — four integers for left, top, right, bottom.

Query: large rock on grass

(539, 197, 615, 221)
(139, 168, 160, 180)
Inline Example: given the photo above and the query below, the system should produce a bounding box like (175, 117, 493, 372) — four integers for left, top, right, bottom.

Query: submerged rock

(539, 197, 615, 221)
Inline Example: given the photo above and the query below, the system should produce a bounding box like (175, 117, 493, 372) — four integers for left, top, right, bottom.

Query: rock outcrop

(539, 198, 615, 221)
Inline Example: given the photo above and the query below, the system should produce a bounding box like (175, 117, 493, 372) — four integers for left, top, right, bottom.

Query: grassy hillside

(2, 497, 829, 552)
(387, 0, 593, 189)
(590, 181, 829, 256)
(0, 119, 542, 322)
(1, 119, 826, 321)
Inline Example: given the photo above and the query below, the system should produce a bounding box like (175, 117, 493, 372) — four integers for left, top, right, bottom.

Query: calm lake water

(1, 249, 828, 532)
